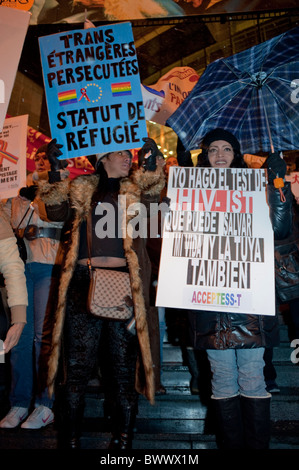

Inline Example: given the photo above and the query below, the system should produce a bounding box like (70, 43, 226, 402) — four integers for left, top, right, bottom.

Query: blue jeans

(207, 348, 268, 398)
(10, 263, 58, 409)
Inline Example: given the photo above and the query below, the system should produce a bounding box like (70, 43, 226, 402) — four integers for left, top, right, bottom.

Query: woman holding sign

(188, 128, 293, 449)
(37, 138, 165, 450)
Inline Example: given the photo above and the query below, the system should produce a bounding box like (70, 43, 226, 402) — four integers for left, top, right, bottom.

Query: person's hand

(19, 185, 38, 201)
(142, 151, 157, 172)
(141, 137, 159, 171)
(266, 151, 286, 184)
(2, 323, 25, 354)
(47, 139, 67, 170)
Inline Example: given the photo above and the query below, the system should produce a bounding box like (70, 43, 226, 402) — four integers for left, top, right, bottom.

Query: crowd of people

(0, 127, 298, 450)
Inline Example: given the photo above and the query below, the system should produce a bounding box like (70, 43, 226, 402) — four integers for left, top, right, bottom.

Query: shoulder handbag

(86, 211, 133, 320)
(13, 203, 34, 263)
(275, 239, 299, 303)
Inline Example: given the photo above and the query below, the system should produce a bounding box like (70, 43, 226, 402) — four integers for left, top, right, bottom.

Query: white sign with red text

(0, 115, 28, 199)
(156, 167, 276, 316)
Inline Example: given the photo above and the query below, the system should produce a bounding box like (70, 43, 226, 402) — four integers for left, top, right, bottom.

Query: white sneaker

(21, 405, 54, 429)
(0, 407, 29, 428)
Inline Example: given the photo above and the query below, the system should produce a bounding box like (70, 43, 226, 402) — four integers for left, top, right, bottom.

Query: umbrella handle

(258, 89, 274, 153)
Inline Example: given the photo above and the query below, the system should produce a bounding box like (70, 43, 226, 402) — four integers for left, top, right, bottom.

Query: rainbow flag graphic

(58, 89, 77, 106)
(111, 82, 132, 97)
(0, 149, 19, 165)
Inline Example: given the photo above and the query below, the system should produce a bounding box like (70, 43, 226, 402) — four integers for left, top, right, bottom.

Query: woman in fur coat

(38, 138, 165, 449)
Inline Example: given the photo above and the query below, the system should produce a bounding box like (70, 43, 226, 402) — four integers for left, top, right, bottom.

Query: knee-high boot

(240, 394, 271, 449)
(109, 402, 138, 450)
(212, 395, 244, 449)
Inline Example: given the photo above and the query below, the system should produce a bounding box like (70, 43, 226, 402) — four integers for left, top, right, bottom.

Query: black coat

(189, 183, 293, 350)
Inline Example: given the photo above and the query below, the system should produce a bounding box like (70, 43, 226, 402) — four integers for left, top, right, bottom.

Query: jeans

(10, 262, 58, 409)
(207, 348, 268, 398)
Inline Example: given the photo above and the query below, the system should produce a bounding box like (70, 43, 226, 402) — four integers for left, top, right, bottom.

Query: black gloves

(140, 137, 158, 172)
(176, 138, 193, 167)
(47, 139, 67, 171)
(19, 185, 38, 201)
(46, 139, 68, 183)
(266, 152, 286, 184)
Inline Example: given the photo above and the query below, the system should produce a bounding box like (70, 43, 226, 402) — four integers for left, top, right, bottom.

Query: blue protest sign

(39, 22, 147, 159)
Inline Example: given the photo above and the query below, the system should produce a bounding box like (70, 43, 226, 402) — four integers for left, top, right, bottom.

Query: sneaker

(0, 407, 29, 428)
(21, 405, 54, 429)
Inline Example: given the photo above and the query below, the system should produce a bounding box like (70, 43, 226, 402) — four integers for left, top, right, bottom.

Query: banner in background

(26, 126, 95, 178)
(142, 67, 199, 125)
(27, 0, 298, 25)
(39, 22, 148, 160)
(156, 166, 276, 316)
(286, 172, 299, 197)
(0, 115, 28, 199)
(0, 7, 30, 131)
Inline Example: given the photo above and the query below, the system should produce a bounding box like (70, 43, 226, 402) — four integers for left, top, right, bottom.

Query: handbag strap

(16, 202, 33, 230)
(86, 210, 93, 276)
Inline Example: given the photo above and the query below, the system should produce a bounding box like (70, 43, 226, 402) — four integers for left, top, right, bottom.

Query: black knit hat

(35, 143, 48, 156)
(201, 128, 241, 153)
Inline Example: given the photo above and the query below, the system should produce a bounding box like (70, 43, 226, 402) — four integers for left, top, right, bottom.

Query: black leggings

(63, 264, 138, 420)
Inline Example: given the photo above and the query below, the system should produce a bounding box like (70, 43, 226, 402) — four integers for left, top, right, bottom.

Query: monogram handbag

(86, 212, 133, 320)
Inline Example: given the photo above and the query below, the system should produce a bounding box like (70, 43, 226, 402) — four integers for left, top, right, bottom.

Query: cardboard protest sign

(0, 115, 28, 199)
(39, 22, 148, 160)
(156, 167, 276, 316)
(286, 172, 299, 198)
(141, 66, 199, 125)
(0, 8, 30, 131)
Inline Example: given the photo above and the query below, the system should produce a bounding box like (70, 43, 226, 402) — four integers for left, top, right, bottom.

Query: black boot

(185, 348, 200, 395)
(241, 395, 271, 449)
(212, 395, 244, 449)
(109, 403, 137, 450)
(59, 404, 84, 450)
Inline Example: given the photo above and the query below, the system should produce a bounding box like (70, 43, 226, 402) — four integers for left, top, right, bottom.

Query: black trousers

(63, 264, 139, 428)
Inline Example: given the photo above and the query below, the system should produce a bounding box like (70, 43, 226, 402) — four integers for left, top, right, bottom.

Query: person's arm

(266, 152, 293, 240)
(0, 229, 27, 353)
(37, 139, 72, 222)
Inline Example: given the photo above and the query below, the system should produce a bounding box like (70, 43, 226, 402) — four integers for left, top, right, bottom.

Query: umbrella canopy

(166, 27, 299, 155)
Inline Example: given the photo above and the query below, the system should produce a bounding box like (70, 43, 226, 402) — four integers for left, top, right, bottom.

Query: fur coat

(38, 167, 165, 405)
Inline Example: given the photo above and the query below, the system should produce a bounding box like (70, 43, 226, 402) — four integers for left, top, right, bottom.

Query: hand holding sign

(47, 139, 67, 170)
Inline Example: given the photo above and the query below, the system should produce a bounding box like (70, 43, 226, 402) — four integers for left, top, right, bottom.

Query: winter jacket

(38, 167, 165, 404)
(0, 206, 27, 324)
(189, 183, 293, 350)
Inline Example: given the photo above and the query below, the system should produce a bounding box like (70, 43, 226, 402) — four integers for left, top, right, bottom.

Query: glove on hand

(266, 152, 286, 184)
(47, 139, 67, 171)
(19, 185, 38, 201)
(141, 137, 158, 172)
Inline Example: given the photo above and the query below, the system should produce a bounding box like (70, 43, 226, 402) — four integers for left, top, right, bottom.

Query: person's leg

(237, 348, 271, 449)
(10, 263, 34, 409)
(32, 263, 56, 408)
(62, 265, 103, 448)
(107, 320, 139, 450)
(207, 349, 244, 448)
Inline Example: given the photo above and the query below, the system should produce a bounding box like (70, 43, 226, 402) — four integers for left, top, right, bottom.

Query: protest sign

(39, 22, 148, 160)
(141, 66, 199, 125)
(156, 167, 276, 316)
(0, 115, 28, 199)
(286, 172, 299, 198)
(0, 8, 30, 131)
(26, 125, 94, 178)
